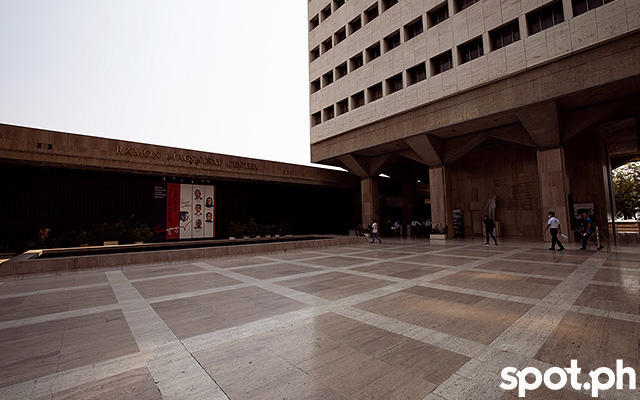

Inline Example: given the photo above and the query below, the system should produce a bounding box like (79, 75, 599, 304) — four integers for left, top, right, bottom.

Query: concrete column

(402, 183, 417, 223)
(429, 166, 454, 238)
(361, 177, 379, 227)
(537, 147, 572, 242)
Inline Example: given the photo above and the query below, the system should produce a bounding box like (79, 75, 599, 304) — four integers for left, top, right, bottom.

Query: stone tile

(304, 256, 373, 268)
(122, 263, 205, 280)
(154, 286, 306, 339)
(376, 337, 470, 385)
(356, 286, 532, 344)
(474, 259, 577, 278)
(204, 257, 271, 269)
(47, 367, 160, 400)
(0, 272, 108, 295)
(592, 268, 640, 284)
(276, 271, 392, 300)
(132, 271, 240, 298)
(352, 261, 445, 279)
(501, 386, 594, 399)
(506, 252, 590, 264)
(0, 286, 118, 322)
(0, 310, 138, 389)
(574, 283, 639, 315)
(0, 319, 66, 388)
(431, 270, 561, 299)
(535, 311, 640, 373)
(401, 254, 479, 266)
(234, 263, 321, 280)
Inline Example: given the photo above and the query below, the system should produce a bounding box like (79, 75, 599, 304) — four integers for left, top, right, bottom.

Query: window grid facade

(308, 0, 622, 125)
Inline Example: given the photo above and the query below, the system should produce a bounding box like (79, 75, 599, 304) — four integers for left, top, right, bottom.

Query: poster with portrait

(153, 183, 215, 240)
(179, 184, 193, 239)
(192, 184, 205, 238)
(204, 185, 215, 238)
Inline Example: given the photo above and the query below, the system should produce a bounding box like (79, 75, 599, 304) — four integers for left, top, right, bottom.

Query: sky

(0, 1, 325, 167)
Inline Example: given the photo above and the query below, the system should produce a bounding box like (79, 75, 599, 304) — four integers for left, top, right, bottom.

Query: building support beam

(429, 166, 454, 238)
(537, 147, 572, 243)
(405, 135, 443, 166)
(517, 101, 562, 148)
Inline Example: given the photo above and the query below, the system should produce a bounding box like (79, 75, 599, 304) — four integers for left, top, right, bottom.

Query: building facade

(0, 124, 359, 251)
(308, 0, 640, 240)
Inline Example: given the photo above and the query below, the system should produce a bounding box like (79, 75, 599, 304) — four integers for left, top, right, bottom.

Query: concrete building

(308, 0, 640, 240)
(0, 124, 359, 251)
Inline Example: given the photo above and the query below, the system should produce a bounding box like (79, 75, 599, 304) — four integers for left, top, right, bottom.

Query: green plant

(431, 224, 449, 234)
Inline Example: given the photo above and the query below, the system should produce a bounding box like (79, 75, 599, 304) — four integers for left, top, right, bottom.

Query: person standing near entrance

(371, 219, 382, 244)
(543, 211, 565, 251)
(483, 215, 498, 246)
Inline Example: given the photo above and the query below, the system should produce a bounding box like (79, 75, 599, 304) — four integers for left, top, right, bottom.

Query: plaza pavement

(0, 238, 638, 400)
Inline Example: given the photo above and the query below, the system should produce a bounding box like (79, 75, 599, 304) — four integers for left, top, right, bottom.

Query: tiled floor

(0, 238, 638, 399)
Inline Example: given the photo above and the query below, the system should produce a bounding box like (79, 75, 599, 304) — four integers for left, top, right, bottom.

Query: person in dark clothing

(580, 212, 604, 251)
(543, 211, 565, 251)
(483, 215, 498, 246)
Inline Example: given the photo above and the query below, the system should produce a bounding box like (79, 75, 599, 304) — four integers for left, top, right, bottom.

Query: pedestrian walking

(543, 211, 565, 251)
(371, 219, 382, 244)
(483, 215, 498, 246)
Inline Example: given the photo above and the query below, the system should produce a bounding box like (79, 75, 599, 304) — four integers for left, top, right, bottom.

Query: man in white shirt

(370, 219, 382, 244)
(543, 211, 565, 251)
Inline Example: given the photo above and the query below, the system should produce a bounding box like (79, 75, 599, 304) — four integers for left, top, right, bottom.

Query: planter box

(429, 234, 447, 240)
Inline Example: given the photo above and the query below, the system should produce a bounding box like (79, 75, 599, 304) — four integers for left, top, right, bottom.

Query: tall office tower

(308, 0, 640, 240)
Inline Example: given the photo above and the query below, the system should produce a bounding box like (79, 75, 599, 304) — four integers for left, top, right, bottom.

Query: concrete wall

(448, 143, 542, 238)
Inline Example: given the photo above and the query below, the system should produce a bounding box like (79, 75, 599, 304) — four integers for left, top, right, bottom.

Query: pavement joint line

(0, 303, 122, 330)
(127, 269, 218, 283)
(469, 267, 566, 281)
(569, 304, 640, 323)
(487, 251, 610, 358)
(105, 270, 229, 400)
(146, 282, 252, 305)
(0, 282, 112, 300)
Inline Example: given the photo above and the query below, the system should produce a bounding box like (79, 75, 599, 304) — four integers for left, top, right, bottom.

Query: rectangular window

(349, 15, 362, 35)
(407, 62, 427, 85)
(367, 82, 383, 102)
(386, 73, 403, 94)
(382, 0, 399, 12)
(323, 105, 335, 121)
(337, 98, 349, 115)
(404, 17, 424, 41)
(333, 0, 345, 11)
(351, 91, 365, 109)
(350, 53, 364, 71)
(321, 4, 332, 21)
(322, 37, 333, 53)
(456, 0, 480, 11)
(323, 70, 334, 87)
(458, 36, 484, 64)
(309, 14, 319, 31)
(311, 78, 321, 93)
(335, 62, 348, 80)
(527, 2, 564, 35)
(384, 30, 401, 52)
(572, 0, 614, 16)
(311, 111, 322, 126)
(364, 3, 379, 24)
(428, 3, 449, 27)
(431, 51, 453, 75)
(366, 42, 381, 62)
(490, 20, 520, 50)
(310, 46, 320, 62)
(334, 27, 347, 44)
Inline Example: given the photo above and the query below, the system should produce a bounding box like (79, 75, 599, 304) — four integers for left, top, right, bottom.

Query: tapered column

(429, 166, 454, 238)
(537, 147, 572, 242)
(361, 177, 379, 227)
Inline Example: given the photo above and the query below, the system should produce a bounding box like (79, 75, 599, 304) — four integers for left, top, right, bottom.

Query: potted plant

(430, 224, 449, 240)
